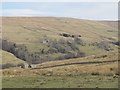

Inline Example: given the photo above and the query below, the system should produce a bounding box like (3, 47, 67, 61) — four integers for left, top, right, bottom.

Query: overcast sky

(1, 2, 118, 21)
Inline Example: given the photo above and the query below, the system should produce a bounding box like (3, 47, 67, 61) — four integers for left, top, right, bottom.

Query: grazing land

(1, 17, 119, 88)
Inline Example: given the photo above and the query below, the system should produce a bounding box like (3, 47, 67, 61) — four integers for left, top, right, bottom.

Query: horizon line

(0, 16, 118, 21)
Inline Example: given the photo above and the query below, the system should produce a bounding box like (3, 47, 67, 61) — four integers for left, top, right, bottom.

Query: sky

(1, 2, 118, 21)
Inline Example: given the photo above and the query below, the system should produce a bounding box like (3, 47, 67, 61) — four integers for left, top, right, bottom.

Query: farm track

(32, 59, 120, 70)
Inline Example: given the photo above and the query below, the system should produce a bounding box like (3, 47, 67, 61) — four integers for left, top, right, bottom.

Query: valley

(1, 17, 119, 88)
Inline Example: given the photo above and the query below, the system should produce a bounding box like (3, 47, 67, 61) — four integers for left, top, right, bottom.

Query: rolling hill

(1, 50, 27, 69)
(2, 17, 118, 64)
(1, 17, 119, 88)
(99, 21, 118, 29)
(2, 17, 118, 43)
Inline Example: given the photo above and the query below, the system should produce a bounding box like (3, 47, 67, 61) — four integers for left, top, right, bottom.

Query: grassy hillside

(36, 50, 118, 68)
(2, 17, 118, 64)
(2, 56, 119, 88)
(3, 17, 118, 43)
(2, 50, 119, 88)
(99, 21, 118, 29)
(1, 50, 27, 69)
(2, 17, 119, 88)
(3, 73, 118, 88)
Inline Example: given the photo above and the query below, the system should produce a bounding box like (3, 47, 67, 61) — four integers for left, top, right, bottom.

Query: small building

(18, 63, 37, 69)
(18, 63, 29, 69)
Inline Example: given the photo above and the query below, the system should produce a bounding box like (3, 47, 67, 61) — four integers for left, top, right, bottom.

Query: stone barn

(18, 63, 37, 69)
(17, 63, 29, 69)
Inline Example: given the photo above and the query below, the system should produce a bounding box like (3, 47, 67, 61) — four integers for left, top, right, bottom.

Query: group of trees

(2, 36, 116, 65)
(91, 41, 113, 51)
(57, 51, 85, 60)
(39, 38, 85, 55)
(2, 38, 86, 64)
(2, 40, 40, 64)
(38, 38, 85, 62)
(2, 40, 28, 60)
